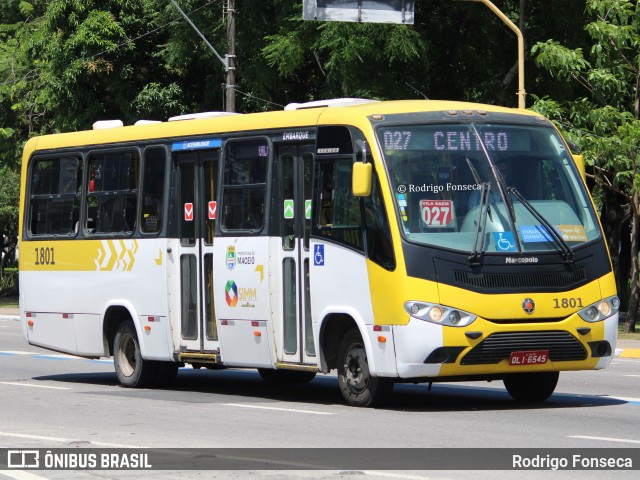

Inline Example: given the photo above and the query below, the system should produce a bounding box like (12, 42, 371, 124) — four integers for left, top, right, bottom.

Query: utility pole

(168, 0, 235, 112)
(225, 0, 236, 112)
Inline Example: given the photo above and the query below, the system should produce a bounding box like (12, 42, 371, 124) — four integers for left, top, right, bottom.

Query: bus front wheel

(113, 321, 158, 388)
(337, 328, 393, 407)
(503, 371, 559, 402)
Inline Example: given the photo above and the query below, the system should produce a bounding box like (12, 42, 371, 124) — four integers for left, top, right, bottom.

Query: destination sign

(380, 127, 531, 153)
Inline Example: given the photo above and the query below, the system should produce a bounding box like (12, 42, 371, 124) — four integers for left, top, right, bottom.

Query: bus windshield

(376, 123, 601, 255)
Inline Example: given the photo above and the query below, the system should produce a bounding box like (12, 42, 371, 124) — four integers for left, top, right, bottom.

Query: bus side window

(221, 138, 268, 232)
(87, 151, 139, 235)
(313, 158, 364, 252)
(28, 156, 82, 237)
(141, 148, 167, 234)
(363, 171, 395, 269)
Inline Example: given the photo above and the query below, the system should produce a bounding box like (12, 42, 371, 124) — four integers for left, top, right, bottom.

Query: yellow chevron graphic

(255, 264, 264, 282)
(155, 248, 163, 266)
(94, 240, 138, 272)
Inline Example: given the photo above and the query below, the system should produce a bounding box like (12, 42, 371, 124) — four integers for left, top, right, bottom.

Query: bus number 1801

(34, 247, 55, 266)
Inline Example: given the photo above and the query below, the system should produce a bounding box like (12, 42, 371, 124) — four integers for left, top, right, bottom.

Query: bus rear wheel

(113, 321, 158, 388)
(337, 328, 393, 407)
(503, 371, 559, 402)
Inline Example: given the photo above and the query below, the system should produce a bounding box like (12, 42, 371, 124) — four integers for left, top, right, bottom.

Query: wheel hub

(344, 345, 369, 394)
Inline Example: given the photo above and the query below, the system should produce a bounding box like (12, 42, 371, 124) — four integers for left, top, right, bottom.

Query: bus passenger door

(175, 150, 219, 353)
(276, 144, 316, 365)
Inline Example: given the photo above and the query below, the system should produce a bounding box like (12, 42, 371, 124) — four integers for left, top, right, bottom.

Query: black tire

(113, 321, 158, 388)
(337, 328, 393, 407)
(503, 371, 559, 402)
(258, 368, 317, 384)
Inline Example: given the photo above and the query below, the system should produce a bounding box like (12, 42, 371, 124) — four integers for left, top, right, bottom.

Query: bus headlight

(578, 296, 620, 323)
(404, 301, 477, 327)
(429, 307, 443, 322)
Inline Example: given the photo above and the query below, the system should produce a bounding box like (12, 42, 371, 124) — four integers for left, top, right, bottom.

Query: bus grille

(454, 269, 587, 290)
(460, 331, 587, 365)
(486, 317, 566, 324)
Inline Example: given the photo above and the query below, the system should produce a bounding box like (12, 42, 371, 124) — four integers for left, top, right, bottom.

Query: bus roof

(24, 99, 537, 154)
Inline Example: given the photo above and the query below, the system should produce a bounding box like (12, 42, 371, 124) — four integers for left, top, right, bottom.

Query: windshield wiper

(466, 157, 482, 184)
(508, 187, 574, 263)
(469, 124, 520, 241)
(469, 182, 492, 264)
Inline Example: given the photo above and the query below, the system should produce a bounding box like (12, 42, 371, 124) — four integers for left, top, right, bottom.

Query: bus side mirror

(572, 153, 586, 182)
(352, 162, 372, 197)
(567, 141, 586, 182)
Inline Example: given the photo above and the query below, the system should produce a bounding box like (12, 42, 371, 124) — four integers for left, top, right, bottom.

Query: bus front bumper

(391, 313, 618, 380)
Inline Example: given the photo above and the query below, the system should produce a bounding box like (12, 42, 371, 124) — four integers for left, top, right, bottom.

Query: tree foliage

(0, 166, 19, 271)
(532, 0, 640, 332)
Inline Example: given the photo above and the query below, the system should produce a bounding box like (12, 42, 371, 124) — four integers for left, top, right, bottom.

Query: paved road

(0, 317, 639, 480)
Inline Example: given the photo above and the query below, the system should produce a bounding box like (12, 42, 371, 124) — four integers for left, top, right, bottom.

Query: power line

(233, 88, 284, 109)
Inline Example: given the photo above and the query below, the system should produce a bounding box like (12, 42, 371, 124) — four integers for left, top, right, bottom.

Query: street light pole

(463, 0, 526, 109)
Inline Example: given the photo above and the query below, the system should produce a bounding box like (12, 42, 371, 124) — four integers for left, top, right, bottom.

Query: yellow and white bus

(19, 99, 619, 407)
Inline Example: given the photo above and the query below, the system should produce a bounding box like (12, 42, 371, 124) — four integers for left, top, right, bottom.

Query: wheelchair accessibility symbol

(493, 232, 516, 252)
(314, 244, 325, 266)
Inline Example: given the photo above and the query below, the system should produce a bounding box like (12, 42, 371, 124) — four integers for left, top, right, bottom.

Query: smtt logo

(225, 280, 238, 307)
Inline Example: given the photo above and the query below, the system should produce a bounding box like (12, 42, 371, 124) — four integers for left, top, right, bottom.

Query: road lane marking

(569, 435, 640, 445)
(0, 431, 144, 448)
(224, 403, 335, 415)
(0, 432, 70, 443)
(0, 350, 112, 364)
(0, 381, 71, 390)
(32, 354, 78, 361)
(0, 471, 51, 480)
(362, 472, 434, 480)
(601, 395, 640, 405)
(260, 470, 431, 479)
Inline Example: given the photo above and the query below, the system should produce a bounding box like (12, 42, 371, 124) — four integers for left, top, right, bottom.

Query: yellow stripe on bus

(22, 239, 140, 272)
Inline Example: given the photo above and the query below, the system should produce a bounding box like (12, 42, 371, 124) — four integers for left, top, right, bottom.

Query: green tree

(0, 0, 45, 168)
(0, 167, 20, 272)
(13, 0, 198, 131)
(532, 0, 640, 332)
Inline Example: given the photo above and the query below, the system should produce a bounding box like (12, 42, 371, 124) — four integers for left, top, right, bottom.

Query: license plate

(509, 350, 549, 366)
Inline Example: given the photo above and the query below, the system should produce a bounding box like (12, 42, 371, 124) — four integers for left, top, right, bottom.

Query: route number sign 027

(420, 200, 454, 228)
